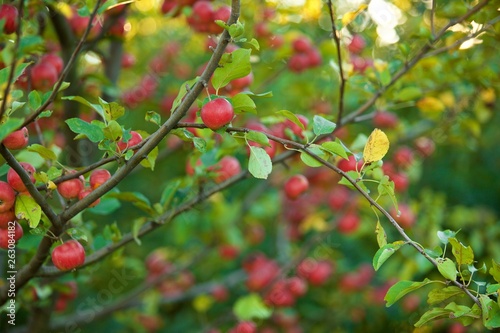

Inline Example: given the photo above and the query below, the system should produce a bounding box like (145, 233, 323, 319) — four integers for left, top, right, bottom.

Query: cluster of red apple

(0, 4, 18, 35)
(347, 34, 373, 74)
(15, 53, 63, 92)
(161, 0, 230, 34)
(145, 248, 195, 298)
(253, 8, 284, 50)
(287, 36, 322, 73)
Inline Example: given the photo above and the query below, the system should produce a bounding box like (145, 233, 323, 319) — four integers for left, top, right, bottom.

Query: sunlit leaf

(363, 128, 390, 164)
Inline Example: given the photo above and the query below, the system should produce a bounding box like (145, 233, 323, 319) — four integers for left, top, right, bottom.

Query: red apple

(348, 34, 366, 54)
(40, 53, 64, 75)
(229, 72, 253, 90)
(211, 284, 229, 302)
(373, 110, 399, 129)
(7, 162, 36, 193)
(117, 130, 143, 151)
(0, 221, 23, 249)
(292, 36, 312, 53)
(57, 175, 84, 200)
(246, 260, 280, 291)
(392, 172, 409, 192)
(0, 4, 18, 34)
(393, 146, 414, 168)
(146, 248, 173, 276)
(337, 211, 360, 234)
(121, 53, 136, 68)
(288, 53, 309, 73)
(78, 188, 100, 207)
(51, 240, 86, 271)
(0, 210, 16, 229)
(0, 182, 16, 213)
(31, 62, 59, 92)
(283, 174, 309, 200)
(218, 244, 240, 260)
(390, 203, 416, 228)
(283, 114, 308, 139)
(308, 260, 333, 286)
(2, 127, 29, 150)
(327, 185, 350, 211)
(89, 169, 111, 189)
(265, 280, 295, 307)
(287, 276, 308, 296)
(211, 156, 241, 183)
(200, 98, 234, 130)
(414, 137, 435, 157)
(337, 155, 363, 173)
(234, 321, 256, 333)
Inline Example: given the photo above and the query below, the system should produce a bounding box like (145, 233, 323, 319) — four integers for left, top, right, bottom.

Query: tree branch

(326, 0, 346, 125)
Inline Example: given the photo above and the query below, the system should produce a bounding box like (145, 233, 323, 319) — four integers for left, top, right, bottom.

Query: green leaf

(486, 283, 500, 294)
(28, 90, 42, 110)
(193, 137, 206, 153)
(145, 111, 162, 127)
(248, 146, 272, 179)
(339, 171, 369, 193)
(246, 38, 260, 50)
(233, 293, 272, 321)
(480, 295, 500, 329)
(377, 175, 398, 212)
(212, 48, 252, 90)
(0, 118, 24, 142)
(437, 258, 457, 281)
(62, 96, 105, 119)
(320, 139, 349, 159)
(140, 146, 158, 171)
(246, 131, 270, 147)
(15, 193, 42, 228)
(102, 120, 123, 142)
(373, 241, 404, 271)
(275, 110, 306, 130)
(65, 118, 104, 142)
(449, 237, 474, 266)
(312, 115, 336, 136)
(160, 180, 181, 210)
(385, 278, 436, 307)
(107, 192, 155, 216)
(27, 144, 57, 161)
(437, 229, 457, 245)
(489, 259, 500, 283)
(375, 221, 387, 247)
(232, 93, 256, 114)
(171, 78, 198, 113)
(132, 218, 147, 246)
(228, 21, 245, 38)
(427, 286, 464, 305)
(414, 307, 453, 327)
(394, 86, 422, 101)
(99, 97, 125, 121)
(241, 91, 273, 98)
(0, 62, 30, 86)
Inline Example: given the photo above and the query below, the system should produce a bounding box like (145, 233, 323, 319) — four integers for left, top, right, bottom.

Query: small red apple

(392, 172, 409, 192)
(337, 155, 363, 173)
(373, 110, 399, 129)
(0, 4, 18, 34)
(57, 174, 84, 200)
(287, 276, 308, 296)
(292, 36, 312, 53)
(390, 203, 416, 228)
(78, 188, 100, 207)
(0, 182, 16, 213)
(0, 209, 16, 229)
(348, 34, 366, 54)
(283, 174, 309, 200)
(337, 211, 360, 234)
(414, 137, 435, 157)
(211, 284, 229, 302)
(211, 156, 241, 183)
(218, 244, 240, 260)
(31, 62, 59, 92)
(234, 321, 256, 333)
(200, 98, 234, 130)
(2, 127, 29, 150)
(393, 146, 414, 169)
(288, 53, 309, 73)
(51, 240, 86, 271)
(40, 53, 64, 75)
(7, 162, 36, 193)
(0, 221, 23, 249)
(117, 130, 143, 151)
(327, 185, 350, 211)
(89, 169, 111, 189)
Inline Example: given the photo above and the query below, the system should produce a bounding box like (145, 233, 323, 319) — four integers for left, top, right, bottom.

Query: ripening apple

(392, 172, 409, 193)
(211, 284, 229, 302)
(78, 188, 100, 207)
(0, 209, 15, 229)
(0, 4, 18, 34)
(287, 276, 308, 296)
(337, 211, 361, 234)
(390, 203, 416, 228)
(2, 127, 29, 150)
(393, 146, 414, 169)
(414, 137, 435, 157)
(200, 98, 234, 130)
(40, 53, 64, 75)
(89, 169, 111, 189)
(7, 162, 36, 192)
(0, 221, 23, 249)
(347, 34, 366, 54)
(116, 130, 143, 151)
(373, 110, 399, 129)
(292, 36, 312, 53)
(265, 280, 295, 307)
(51, 240, 86, 271)
(327, 185, 350, 211)
(30, 62, 59, 92)
(211, 156, 241, 183)
(283, 174, 309, 200)
(233, 321, 256, 333)
(0, 182, 15, 213)
(57, 174, 84, 200)
(337, 155, 363, 173)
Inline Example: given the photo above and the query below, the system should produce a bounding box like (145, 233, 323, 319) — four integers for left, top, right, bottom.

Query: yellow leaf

(363, 129, 390, 164)
(416, 97, 446, 117)
(342, 4, 368, 27)
(47, 181, 57, 190)
(193, 294, 214, 313)
(299, 213, 328, 233)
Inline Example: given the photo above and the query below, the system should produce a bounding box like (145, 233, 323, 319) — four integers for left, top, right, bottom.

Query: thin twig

(0, 0, 25, 120)
(430, 0, 436, 37)
(327, 0, 346, 125)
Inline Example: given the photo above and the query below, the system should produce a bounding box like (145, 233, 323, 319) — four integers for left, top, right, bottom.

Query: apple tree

(0, 0, 499, 332)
